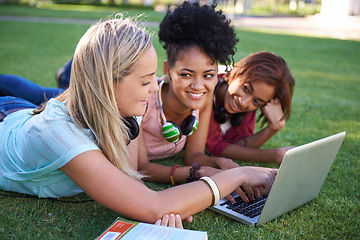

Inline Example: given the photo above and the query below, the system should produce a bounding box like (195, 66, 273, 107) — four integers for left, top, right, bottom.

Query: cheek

(227, 83, 242, 97)
(115, 89, 134, 111)
(223, 92, 233, 112)
(206, 79, 218, 92)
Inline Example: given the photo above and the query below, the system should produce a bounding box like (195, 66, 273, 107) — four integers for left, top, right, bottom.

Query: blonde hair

(57, 16, 152, 179)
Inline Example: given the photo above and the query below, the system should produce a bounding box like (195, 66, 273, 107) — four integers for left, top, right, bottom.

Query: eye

(253, 99, 260, 107)
(142, 81, 151, 86)
(180, 73, 191, 77)
(204, 74, 215, 79)
(243, 84, 250, 93)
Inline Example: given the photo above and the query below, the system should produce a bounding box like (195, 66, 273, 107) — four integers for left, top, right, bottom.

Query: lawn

(0, 5, 359, 240)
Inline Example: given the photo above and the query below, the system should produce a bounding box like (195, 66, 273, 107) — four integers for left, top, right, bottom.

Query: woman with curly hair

(136, 2, 253, 198)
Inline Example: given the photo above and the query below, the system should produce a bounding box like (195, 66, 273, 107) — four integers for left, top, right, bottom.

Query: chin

(122, 109, 144, 118)
(135, 108, 147, 116)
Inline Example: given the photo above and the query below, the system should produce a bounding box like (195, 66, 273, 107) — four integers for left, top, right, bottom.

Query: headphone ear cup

(230, 113, 245, 127)
(162, 121, 182, 143)
(181, 115, 198, 136)
(214, 106, 228, 124)
(124, 117, 139, 141)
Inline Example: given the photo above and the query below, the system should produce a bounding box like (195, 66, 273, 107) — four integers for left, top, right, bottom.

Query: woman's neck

(161, 82, 193, 124)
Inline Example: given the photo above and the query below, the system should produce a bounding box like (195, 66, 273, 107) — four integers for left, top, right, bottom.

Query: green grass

(0, 6, 360, 239)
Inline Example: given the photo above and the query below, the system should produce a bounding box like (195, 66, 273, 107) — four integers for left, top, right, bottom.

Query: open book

(95, 217, 208, 240)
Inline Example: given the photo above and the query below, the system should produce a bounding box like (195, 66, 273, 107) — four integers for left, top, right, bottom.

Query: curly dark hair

(158, 1, 238, 68)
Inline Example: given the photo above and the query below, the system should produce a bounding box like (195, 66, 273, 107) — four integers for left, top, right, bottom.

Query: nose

(150, 76, 159, 93)
(239, 95, 251, 108)
(191, 77, 204, 90)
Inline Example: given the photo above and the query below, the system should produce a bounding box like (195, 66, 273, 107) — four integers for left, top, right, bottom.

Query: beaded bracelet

(186, 163, 201, 182)
(170, 164, 179, 185)
(200, 176, 220, 206)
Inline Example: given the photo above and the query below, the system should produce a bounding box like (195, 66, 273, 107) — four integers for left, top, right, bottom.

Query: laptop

(209, 132, 346, 226)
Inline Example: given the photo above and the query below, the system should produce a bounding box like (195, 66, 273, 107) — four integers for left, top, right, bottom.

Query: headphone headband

(213, 81, 229, 124)
(157, 81, 167, 124)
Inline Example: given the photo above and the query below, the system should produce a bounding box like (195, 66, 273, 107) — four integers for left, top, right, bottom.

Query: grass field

(0, 4, 359, 239)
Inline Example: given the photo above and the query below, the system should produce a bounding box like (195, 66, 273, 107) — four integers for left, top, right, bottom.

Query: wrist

(216, 157, 237, 170)
(198, 166, 222, 178)
(170, 164, 179, 185)
(186, 163, 201, 182)
(268, 119, 285, 132)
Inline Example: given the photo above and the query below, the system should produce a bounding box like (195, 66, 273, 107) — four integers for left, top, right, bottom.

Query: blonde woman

(0, 16, 277, 228)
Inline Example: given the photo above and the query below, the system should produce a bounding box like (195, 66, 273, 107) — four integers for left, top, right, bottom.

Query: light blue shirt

(0, 99, 99, 198)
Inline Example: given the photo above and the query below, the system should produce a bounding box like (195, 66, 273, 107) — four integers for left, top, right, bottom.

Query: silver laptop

(209, 132, 346, 227)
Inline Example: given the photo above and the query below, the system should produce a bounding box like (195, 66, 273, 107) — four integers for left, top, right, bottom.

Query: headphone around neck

(124, 116, 139, 144)
(157, 81, 199, 143)
(213, 81, 245, 127)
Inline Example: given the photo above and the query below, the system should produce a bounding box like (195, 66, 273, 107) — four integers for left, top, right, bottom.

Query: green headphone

(158, 81, 199, 143)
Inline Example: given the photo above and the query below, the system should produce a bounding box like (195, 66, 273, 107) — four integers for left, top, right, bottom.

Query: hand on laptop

(225, 167, 278, 203)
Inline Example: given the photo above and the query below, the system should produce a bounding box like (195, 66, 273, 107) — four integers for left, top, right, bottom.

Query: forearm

(221, 144, 283, 162)
(63, 151, 275, 224)
(139, 161, 192, 184)
(147, 167, 253, 222)
(184, 152, 223, 168)
(245, 124, 281, 148)
(184, 152, 240, 173)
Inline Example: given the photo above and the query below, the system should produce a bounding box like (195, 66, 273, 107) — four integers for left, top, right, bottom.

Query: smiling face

(165, 46, 218, 111)
(114, 45, 159, 117)
(224, 79, 275, 114)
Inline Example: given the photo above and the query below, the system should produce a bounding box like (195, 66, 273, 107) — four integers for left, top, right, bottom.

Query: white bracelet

(200, 176, 220, 206)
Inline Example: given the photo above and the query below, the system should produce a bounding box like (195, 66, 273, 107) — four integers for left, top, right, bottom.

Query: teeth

(189, 93, 203, 97)
(233, 98, 239, 109)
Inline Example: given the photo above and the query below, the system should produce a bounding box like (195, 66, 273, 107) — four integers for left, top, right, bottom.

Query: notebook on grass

(209, 132, 346, 227)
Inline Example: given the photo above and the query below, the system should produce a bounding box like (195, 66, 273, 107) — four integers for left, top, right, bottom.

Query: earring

(163, 74, 171, 83)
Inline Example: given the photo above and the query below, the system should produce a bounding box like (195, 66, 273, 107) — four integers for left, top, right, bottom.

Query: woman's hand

(198, 166, 221, 178)
(227, 166, 278, 202)
(274, 146, 295, 163)
(261, 98, 285, 132)
(240, 166, 278, 195)
(199, 163, 262, 203)
(154, 214, 193, 229)
(216, 157, 240, 170)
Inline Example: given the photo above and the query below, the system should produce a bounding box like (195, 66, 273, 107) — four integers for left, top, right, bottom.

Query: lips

(140, 98, 148, 105)
(231, 97, 244, 112)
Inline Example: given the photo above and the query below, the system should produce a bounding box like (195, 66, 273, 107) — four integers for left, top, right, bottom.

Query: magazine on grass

(95, 217, 208, 240)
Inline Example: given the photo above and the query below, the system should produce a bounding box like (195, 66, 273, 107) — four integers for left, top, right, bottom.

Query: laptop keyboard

(219, 195, 268, 218)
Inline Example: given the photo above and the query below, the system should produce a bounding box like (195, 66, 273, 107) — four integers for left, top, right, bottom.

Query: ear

(163, 60, 170, 75)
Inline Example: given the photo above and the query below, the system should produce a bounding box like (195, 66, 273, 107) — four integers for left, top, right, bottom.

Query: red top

(206, 110, 256, 156)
